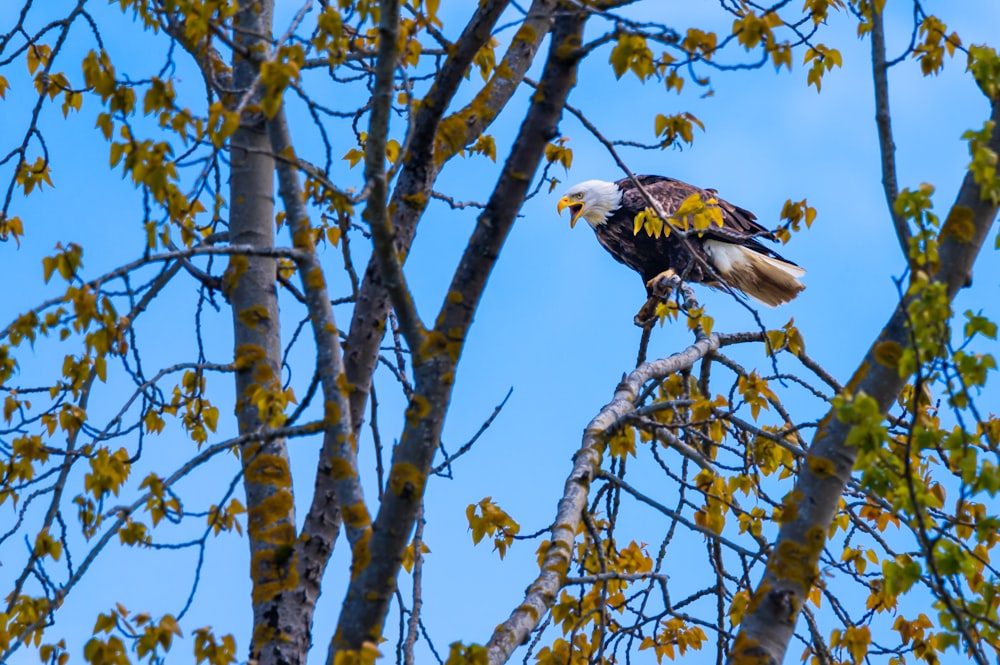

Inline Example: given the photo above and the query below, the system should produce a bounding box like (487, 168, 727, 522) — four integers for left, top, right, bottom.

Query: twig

(431, 387, 513, 476)
(403, 503, 425, 665)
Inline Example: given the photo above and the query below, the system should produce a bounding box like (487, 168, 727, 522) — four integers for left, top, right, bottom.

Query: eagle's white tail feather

(704, 240, 805, 307)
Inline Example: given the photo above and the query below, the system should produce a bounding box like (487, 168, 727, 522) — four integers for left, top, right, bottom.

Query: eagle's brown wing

(615, 175, 792, 263)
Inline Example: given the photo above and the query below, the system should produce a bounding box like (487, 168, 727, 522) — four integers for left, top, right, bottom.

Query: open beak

(557, 196, 585, 228)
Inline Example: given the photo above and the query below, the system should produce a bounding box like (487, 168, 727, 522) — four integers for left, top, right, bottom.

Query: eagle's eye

(574, 192, 584, 200)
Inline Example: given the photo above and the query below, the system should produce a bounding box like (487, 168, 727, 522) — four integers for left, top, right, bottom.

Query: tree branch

(343, 0, 560, 439)
(487, 328, 721, 663)
(330, 4, 586, 657)
(361, 0, 425, 351)
(734, 96, 1000, 665)
(267, 101, 374, 663)
(870, 4, 910, 259)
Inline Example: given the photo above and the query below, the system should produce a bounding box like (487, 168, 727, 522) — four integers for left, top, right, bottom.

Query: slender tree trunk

(227, 2, 305, 663)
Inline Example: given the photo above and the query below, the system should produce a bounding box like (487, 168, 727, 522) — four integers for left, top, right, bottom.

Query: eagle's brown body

(558, 175, 805, 306)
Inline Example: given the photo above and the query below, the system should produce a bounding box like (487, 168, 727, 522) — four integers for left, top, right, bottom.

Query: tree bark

(228, 2, 304, 663)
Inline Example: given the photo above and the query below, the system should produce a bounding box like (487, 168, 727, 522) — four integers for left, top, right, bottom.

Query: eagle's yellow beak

(557, 196, 585, 228)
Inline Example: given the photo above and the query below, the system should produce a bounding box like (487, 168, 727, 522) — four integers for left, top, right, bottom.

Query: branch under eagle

(558, 175, 805, 307)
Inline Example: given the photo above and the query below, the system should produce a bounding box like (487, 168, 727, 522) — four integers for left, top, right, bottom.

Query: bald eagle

(557, 175, 805, 307)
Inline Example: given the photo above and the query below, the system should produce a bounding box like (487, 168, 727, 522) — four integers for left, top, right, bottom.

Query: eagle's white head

(557, 179, 623, 228)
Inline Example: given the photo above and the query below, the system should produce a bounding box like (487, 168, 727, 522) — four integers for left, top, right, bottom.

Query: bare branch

(343, 0, 559, 439)
(870, 4, 910, 259)
(361, 0, 425, 351)
(403, 503, 425, 665)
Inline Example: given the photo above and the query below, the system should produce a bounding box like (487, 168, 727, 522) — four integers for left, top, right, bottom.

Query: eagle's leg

(634, 269, 680, 327)
(645, 269, 679, 297)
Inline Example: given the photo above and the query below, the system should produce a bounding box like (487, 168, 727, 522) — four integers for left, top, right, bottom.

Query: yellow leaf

(544, 140, 572, 170)
(385, 139, 400, 164)
(34, 528, 62, 561)
(343, 148, 365, 168)
(401, 540, 430, 573)
(425, 0, 441, 26)
(110, 142, 125, 168)
(93, 613, 117, 635)
(470, 135, 496, 162)
(27, 44, 52, 75)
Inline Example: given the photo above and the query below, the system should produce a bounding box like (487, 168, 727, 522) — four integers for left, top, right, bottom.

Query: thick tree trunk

(228, 2, 305, 663)
(733, 98, 1000, 664)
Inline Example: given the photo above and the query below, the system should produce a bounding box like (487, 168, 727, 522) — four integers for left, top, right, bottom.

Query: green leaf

(964, 310, 998, 340)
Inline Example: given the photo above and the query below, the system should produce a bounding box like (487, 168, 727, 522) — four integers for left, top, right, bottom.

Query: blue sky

(2, 1, 1000, 664)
